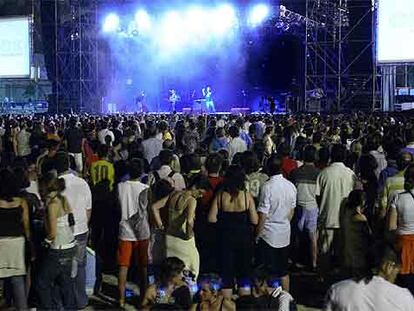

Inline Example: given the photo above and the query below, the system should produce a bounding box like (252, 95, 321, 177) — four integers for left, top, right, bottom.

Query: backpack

(127, 189, 150, 240)
(152, 170, 176, 188)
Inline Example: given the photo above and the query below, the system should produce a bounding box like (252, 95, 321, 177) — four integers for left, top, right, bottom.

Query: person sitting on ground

(141, 257, 192, 310)
(237, 266, 295, 311)
(195, 274, 235, 311)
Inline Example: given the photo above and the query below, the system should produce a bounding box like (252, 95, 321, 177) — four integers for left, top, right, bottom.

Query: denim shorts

(297, 207, 318, 233)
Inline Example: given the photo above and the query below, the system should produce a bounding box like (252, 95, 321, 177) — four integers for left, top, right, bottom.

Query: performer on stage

(169, 89, 180, 112)
(202, 86, 215, 113)
(135, 91, 145, 113)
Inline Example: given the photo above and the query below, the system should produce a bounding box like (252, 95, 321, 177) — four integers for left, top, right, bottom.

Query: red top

(282, 157, 298, 179)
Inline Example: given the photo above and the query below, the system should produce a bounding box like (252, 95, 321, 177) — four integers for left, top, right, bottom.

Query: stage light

(185, 6, 208, 37)
(103, 13, 120, 33)
(163, 11, 182, 32)
(135, 9, 151, 33)
(248, 4, 270, 27)
(159, 11, 186, 50)
(210, 4, 238, 35)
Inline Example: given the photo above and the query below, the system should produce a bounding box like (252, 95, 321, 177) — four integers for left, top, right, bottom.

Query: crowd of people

(1, 112, 414, 310)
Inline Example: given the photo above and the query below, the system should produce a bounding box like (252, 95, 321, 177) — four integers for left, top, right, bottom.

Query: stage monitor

(377, 0, 414, 63)
(0, 17, 31, 78)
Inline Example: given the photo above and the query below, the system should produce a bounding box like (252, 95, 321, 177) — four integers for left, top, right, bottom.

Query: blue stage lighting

(158, 11, 186, 50)
(211, 4, 238, 35)
(135, 9, 151, 33)
(248, 4, 270, 27)
(103, 13, 120, 33)
(185, 6, 208, 37)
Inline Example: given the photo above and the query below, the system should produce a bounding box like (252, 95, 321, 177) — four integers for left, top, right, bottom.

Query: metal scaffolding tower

(54, 0, 100, 113)
(305, 0, 378, 112)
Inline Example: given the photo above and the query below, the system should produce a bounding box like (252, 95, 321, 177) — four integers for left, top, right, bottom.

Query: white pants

(69, 152, 83, 173)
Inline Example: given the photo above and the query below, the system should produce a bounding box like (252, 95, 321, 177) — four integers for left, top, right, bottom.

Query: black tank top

(0, 207, 24, 237)
(217, 192, 250, 232)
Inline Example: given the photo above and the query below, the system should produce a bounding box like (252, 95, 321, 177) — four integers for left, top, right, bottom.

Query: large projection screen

(377, 0, 414, 63)
(0, 17, 31, 78)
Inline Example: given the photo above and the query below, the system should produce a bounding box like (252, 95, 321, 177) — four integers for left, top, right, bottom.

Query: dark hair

(13, 166, 30, 189)
(347, 190, 366, 210)
(404, 164, 414, 191)
(46, 139, 60, 151)
(53, 152, 70, 175)
(277, 142, 291, 157)
(158, 120, 169, 132)
(303, 145, 317, 163)
(242, 151, 260, 174)
(163, 139, 175, 150)
(231, 152, 244, 166)
(0, 169, 20, 201)
(185, 154, 202, 172)
(228, 125, 240, 138)
(205, 153, 223, 174)
(406, 127, 414, 144)
(147, 126, 157, 137)
(215, 127, 225, 138)
(358, 154, 378, 180)
(128, 158, 144, 180)
(187, 174, 211, 191)
(330, 144, 346, 163)
(221, 165, 246, 198)
(39, 172, 66, 198)
(158, 257, 186, 287)
(266, 154, 283, 176)
(151, 179, 174, 201)
(265, 126, 273, 135)
(97, 144, 109, 158)
(398, 152, 413, 171)
(159, 149, 174, 166)
(318, 147, 330, 163)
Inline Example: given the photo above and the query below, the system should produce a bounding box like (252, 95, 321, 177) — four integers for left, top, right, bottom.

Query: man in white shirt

(55, 152, 92, 309)
(148, 149, 186, 191)
(141, 126, 163, 164)
(97, 121, 115, 146)
(117, 159, 150, 306)
(316, 144, 356, 272)
(368, 133, 387, 179)
(227, 125, 247, 163)
(256, 154, 297, 291)
(324, 247, 414, 311)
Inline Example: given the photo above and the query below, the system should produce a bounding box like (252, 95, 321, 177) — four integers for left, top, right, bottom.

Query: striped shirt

(290, 164, 320, 210)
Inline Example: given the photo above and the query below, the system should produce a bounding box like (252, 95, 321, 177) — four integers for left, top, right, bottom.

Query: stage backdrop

(377, 0, 414, 63)
(0, 16, 30, 78)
